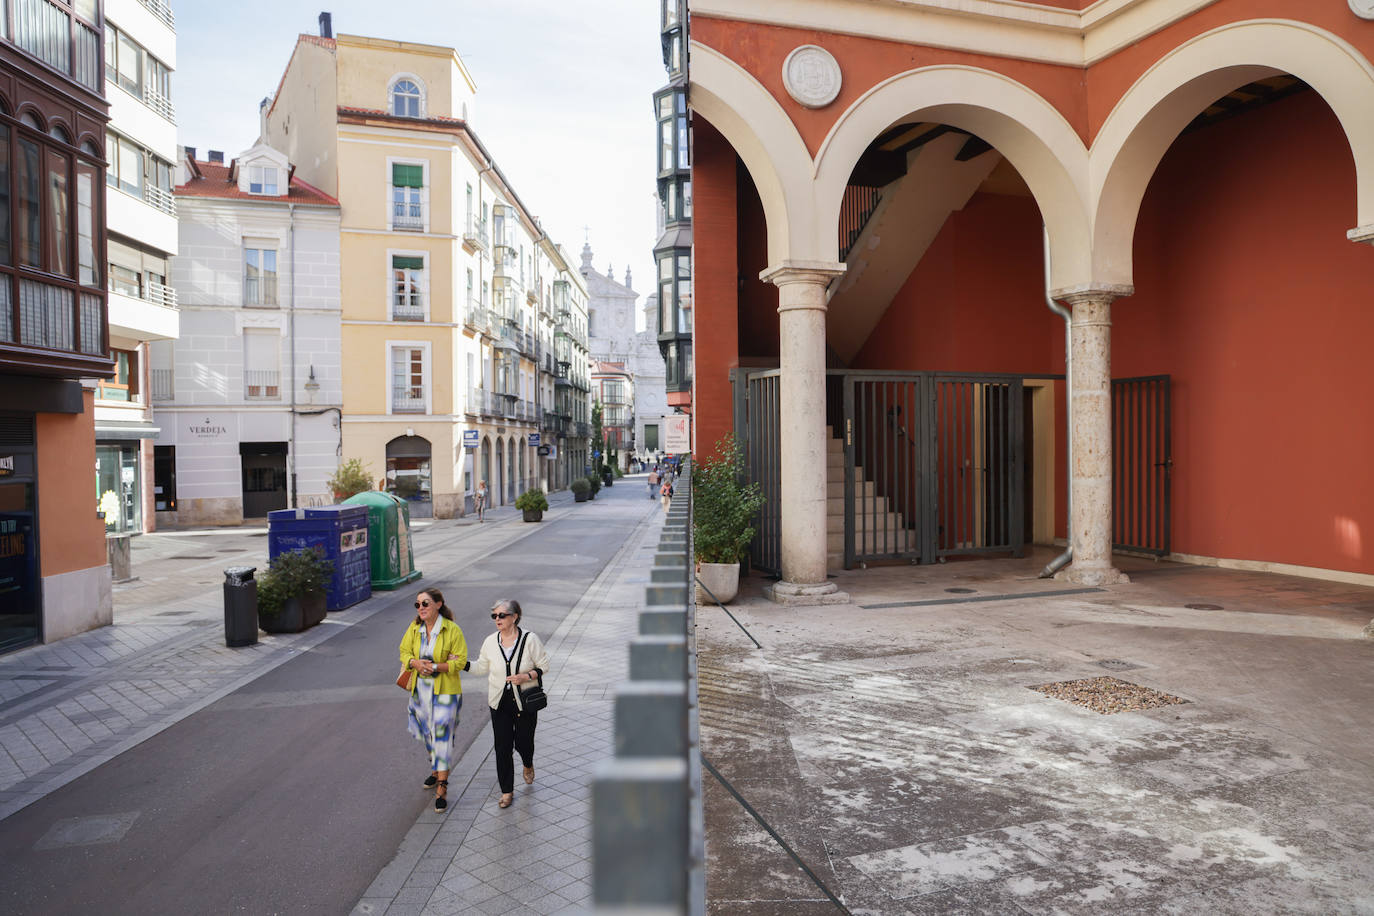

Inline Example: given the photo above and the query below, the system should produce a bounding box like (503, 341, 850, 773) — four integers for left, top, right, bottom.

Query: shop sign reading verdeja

(188, 417, 231, 441)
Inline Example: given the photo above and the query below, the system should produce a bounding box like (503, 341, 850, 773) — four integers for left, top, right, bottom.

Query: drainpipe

(1040, 223, 1073, 578)
(288, 202, 298, 508)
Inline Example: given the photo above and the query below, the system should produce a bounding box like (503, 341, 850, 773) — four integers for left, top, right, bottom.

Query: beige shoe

(498, 793, 514, 808)
(523, 766, 535, 785)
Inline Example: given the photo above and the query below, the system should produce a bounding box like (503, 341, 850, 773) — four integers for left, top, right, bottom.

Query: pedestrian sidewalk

(0, 494, 571, 825)
(353, 479, 669, 916)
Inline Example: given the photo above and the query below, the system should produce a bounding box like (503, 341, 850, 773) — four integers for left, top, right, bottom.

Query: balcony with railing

(468, 386, 497, 417)
(464, 299, 493, 337)
(150, 368, 174, 401)
(137, 0, 176, 28)
(244, 276, 278, 308)
(392, 385, 426, 413)
(144, 185, 177, 217)
(392, 201, 425, 232)
(392, 299, 425, 322)
(462, 217, 489, 252)
(246, 370, 280, 400)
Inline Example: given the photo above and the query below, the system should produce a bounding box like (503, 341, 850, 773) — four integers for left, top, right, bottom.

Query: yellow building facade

(265, 31, 590, 517)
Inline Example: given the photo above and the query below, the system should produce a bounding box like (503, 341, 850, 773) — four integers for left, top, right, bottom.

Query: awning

(96, 420, 161, 441)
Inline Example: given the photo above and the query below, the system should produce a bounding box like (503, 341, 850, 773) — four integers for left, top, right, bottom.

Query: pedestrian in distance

(660, 476, 674, 512)
(399, 587, 469, 812)
(474, 479, 488, 522)
(647, 466, 660, 500)
(466, 599, 550, 809)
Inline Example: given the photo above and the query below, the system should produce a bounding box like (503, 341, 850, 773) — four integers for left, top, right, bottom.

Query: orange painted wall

(692, 119, 741, 458)
(37, 390, 107, 576)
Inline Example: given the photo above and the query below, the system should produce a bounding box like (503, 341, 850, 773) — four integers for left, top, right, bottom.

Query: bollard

(640, 607, 687, 636)
(615, 681, 688, 757)
(630, 635, 687, 681)
(593, 758, 689, 910)
(223, 566, 259, 647)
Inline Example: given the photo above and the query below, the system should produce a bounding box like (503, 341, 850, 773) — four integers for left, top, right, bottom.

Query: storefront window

(0, 479, 40, 652)
(95, 444, 141, 535)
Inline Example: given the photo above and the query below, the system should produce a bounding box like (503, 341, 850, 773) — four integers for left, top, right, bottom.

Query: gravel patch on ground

(1029, 675, 1189, 715)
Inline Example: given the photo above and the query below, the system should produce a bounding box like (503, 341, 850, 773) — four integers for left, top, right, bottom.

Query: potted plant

(516, 487, 549, 522)
(586, 474, 602, 499)
(571, 478, 590, 503)
(694, 435, 764, 605)
(328, 458, 375, 503)
(257, 547, 334, 633)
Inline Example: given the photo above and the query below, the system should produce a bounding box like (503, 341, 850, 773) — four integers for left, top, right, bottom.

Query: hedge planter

(260, 591, 327, 633)
(573, 491, 589, 503)
(696, 562, 741, 606)
(523, 509, 544, 522)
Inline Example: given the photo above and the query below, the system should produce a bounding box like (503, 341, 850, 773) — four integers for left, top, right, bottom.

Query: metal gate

(736, 370, 783, 576)
(1111, 375, 1171, 555)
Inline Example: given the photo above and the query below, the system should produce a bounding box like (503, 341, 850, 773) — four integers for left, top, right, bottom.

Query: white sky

(175, 1, 664, 310)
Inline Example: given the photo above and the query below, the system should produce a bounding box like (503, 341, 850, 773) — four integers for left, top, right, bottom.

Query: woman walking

(647, 466, 659, 500)
(467, 599, 550, 809)
(399, 587, 469, 812)
(474, 479, 488, 522)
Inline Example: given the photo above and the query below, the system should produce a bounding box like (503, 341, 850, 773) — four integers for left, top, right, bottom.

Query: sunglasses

(415, 600, 433, 609)
(491, 612, 513, 620)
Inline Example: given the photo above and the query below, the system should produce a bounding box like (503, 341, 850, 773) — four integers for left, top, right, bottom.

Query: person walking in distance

(466, 599, 550, 809)
(660, 475, 674, 512)
(474, 479, 488, 522)
(647, 465, 660, 501)
(399, 587, 468, 812)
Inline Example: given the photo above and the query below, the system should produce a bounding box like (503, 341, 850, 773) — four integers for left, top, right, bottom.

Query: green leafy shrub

(694, 435, 765, 564)
(570, 478, 590, 497)
(586, 474, 602, 495)
(515, 488, 549, 512)
(612, 463, 624, 478)
(328, 458, 375, 501)
(257, 548, 334, 619)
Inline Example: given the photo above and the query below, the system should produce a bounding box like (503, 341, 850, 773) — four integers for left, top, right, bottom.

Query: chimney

(208, 150, 224, 164)
(319, 11, 333, 38)
(259, 96, 272, 143)
(184, 146, 197, 162)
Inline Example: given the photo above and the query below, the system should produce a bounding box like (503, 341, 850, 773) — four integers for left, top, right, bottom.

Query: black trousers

(490, 689, 538, 793)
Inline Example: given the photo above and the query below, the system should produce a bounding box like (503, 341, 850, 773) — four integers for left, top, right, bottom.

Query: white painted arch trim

(1091, 19, 1374, 287)
(814, 65, 1093, 288)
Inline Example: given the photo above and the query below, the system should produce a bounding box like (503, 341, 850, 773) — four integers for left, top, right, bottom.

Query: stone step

(829, 511, 904, 533)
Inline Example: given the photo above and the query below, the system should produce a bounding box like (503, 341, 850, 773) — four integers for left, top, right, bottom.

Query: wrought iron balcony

(392, 385, 426, 413)
(246, 370, 280, 400)
(392, 300, 425, 322)
(392, 204, 425, 232)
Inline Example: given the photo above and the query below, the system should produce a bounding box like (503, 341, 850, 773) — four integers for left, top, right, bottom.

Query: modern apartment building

(159, 144, 342, 524)
(263, 17, 589, 517)
(95, 0, 177, 540)
(0, 0, 114, 649)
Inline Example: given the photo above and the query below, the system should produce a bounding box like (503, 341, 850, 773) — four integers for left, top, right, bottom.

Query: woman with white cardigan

(467, 598, 550, 809)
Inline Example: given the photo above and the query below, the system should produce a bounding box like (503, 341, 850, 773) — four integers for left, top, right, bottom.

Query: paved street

(699, 553, 1374, 915)
(0, 479, 662, 915)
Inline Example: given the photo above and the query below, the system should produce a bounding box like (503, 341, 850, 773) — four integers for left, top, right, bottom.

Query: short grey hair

(493, 598, 522, 622)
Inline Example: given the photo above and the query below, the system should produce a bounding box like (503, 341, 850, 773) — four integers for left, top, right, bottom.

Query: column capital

(1050, 283, 1134, 307)
(759, 260, 847, 288)
(1348, 224, 1374, 246)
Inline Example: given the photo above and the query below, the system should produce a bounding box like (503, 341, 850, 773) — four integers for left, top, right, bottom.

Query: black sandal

(434, 779, 449, 812)
(423, 773, 438, 789)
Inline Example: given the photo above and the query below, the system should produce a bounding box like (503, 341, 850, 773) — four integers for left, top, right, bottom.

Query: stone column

(1058, 288, 1130, 587)
(759, 261, 850, 606)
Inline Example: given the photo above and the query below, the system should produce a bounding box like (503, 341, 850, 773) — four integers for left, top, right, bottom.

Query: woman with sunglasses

(399, 587, 469, 811)
(466, 599, 550, 809)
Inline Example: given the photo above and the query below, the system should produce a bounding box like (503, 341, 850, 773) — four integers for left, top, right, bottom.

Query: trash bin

(602, 469, 614, 487)
(223, 566, 259, 647)
(267, 505, 372, 611)
(343, 491, 422, 590)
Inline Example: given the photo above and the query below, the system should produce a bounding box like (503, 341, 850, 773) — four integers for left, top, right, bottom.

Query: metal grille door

(1112, 375, 1171, 555)
(932, 376, 1025, 560)
(741, 370, 782, 576)
(844, 375, 927, 566)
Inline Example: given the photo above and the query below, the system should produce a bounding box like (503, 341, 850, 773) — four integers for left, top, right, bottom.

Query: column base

(764, 580, 852, 606)
(1055, 565, 1130, 587)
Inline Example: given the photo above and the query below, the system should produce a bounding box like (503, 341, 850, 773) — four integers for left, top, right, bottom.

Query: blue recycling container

(267, 505, 372, 611)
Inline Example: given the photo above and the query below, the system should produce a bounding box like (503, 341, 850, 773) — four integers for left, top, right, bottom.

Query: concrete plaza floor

(698, 549, 1374, 915)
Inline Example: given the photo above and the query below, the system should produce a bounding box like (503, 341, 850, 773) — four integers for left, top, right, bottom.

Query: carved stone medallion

(782, 45, 842, 109)
(1351, 0, 1374, 19)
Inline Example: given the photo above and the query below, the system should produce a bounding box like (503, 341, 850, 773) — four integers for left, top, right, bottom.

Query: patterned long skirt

(407, 679, 461, 772)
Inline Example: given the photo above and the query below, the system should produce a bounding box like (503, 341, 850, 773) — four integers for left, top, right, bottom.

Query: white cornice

(691, 0, 1222, 67)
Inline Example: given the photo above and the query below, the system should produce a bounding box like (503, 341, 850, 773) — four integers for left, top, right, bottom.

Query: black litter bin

(223, 566, 259, 647)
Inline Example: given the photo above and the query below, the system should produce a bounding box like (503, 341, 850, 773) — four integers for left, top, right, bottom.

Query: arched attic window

(390, 78, 423, 118)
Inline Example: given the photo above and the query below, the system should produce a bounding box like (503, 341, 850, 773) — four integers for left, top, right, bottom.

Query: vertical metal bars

(1111, 375, 1171, 555)
(931, 376, 1024, 559)
(741, 370, 782, 576)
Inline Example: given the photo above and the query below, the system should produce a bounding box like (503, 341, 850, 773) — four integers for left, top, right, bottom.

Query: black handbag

(513, 632, 549, 712)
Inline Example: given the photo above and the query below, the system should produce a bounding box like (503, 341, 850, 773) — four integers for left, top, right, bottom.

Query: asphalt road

(0, 481, 651, 915)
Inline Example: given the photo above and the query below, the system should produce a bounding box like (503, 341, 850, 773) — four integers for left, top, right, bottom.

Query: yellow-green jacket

(399, 616, 469, 696)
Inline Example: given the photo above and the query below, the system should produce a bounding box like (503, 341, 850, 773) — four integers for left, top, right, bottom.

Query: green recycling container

(343, 491, 422, 590)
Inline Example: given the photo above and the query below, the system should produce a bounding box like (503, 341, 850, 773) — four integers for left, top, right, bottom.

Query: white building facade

(157, 144, 342, 524)
(96, 0, 180, 536)
(581, 245, 669, 468)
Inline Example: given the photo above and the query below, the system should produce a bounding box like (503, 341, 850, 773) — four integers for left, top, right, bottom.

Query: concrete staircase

(825, 429, 906, 571)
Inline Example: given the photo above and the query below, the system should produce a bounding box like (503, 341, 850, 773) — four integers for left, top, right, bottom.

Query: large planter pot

(260, 591, 327, 634)
(522, 509, 544, 522)
(695, 562, 741, 606)
(574, 491, 589, 503)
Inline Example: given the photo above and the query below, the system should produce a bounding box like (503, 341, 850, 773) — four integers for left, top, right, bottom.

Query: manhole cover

(1098, 658, 1143, 671)
(945, 587, 976, 594)
(1185, 603, 1224, 610)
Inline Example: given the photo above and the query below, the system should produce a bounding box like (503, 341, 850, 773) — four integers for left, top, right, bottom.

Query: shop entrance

(0, 476, 39, 652)
(387, 435, 433, 518)
(240, 442, 288, 519)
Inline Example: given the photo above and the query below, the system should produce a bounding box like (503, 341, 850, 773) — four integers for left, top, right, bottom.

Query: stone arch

(688, 41, 816, 265)
(1092, 19, 1374, 286)
(814, 65, 1093, 290)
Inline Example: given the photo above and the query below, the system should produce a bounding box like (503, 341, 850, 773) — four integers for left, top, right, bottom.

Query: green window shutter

(392, 163, 424, 188)
(392, 255, 425, 270)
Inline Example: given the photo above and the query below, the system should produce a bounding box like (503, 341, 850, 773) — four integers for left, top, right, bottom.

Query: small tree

(328, 458, 375, 501)
(694, 435, 765, 564)
(591, 402, 606, 479)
